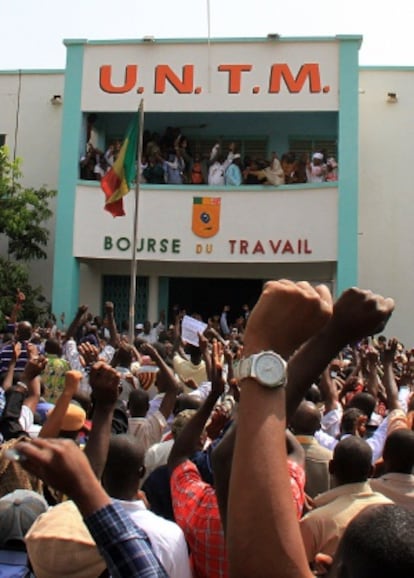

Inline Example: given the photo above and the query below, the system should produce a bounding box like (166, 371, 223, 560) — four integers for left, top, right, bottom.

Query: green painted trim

(335, 35, 363, 46)
(359, 65, 414, 71)
(77, 180, 336, 192)
(63, 39, 88, 46)
(158, 277, 170, 321)
(0, 69, 64, 75)
(66, 36, 347, 47)
(52, 44, 84, 321)
(337, 39, 360, 295)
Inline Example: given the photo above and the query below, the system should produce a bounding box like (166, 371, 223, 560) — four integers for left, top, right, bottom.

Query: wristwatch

(234, 351, 287, 388)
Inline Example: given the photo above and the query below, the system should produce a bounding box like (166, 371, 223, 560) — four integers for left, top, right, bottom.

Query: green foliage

(0, 146, 56, 260)
(0, 257, 49, 327)
(0, 146, 55, 326)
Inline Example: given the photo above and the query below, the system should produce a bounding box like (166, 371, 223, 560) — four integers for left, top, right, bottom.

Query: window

(189, 137, 268, 161)
(288, 137, 337, 160)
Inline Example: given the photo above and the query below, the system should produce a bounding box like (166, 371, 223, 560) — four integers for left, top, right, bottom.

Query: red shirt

(170, 460, 228, 578)
(170, 459, 305, 578)
(288, 459, 306, 519)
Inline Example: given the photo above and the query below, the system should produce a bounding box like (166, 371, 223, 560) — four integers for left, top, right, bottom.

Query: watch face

(255, 352, 285, 386)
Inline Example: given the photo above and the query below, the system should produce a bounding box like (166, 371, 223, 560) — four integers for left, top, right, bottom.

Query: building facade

(50, 36, 359, 329)
(9, 37, 412, 341)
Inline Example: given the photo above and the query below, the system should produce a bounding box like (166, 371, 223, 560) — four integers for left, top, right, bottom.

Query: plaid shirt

(170, 459, 305, 578)
(170, 460, 229, 578)
(85, 501, 168, 578)
(288, 459, 306, 519)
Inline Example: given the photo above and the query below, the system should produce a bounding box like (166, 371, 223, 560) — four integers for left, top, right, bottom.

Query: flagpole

(128, 99, 144, 343)
(206, 0, 212, 93)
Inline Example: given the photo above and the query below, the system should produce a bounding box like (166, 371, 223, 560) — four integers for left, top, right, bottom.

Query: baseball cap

(0, 489, 48, 547)
(46, 403, 86, 432)
(25, 500, 106, 578)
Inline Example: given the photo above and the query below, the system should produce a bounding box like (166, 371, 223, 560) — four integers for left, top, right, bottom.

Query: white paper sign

(181, 315, 208, 347)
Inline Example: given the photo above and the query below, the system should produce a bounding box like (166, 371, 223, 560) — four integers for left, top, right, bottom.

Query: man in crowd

(4, 279, 414, 578)
(300, 436, 392, 564)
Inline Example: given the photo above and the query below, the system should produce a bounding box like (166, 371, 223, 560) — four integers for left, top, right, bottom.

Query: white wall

(359, 68, 414, 344)
(3, 67, 414, 345)
(0, 71, 64, 301)
(74, 184, 338, 263)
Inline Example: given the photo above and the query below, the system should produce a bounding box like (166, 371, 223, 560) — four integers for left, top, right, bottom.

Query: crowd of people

(0, 282, 413, 577)
(80, 125, 338, 187)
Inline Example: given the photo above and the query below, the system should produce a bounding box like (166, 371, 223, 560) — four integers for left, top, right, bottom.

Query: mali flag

(101, 117, 138, 217)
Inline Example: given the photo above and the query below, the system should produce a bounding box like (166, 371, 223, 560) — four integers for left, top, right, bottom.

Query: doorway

(168, 277, 263, 324)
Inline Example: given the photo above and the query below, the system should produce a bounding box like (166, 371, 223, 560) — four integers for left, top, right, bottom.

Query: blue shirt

(225, 163, 242, 186)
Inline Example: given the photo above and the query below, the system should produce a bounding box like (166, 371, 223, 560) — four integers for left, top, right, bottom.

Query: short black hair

(335, 504, 414, 578)
(102, 434, 145, 500)
(128, 389, 149, 417)
(340, 408, 364, 436)
(289, 401, 321, 435)
(383, 429, 414, 473)
(44, 338, 62, 356)
(346, 392, 376, 420)
(331, 437, 372, 484)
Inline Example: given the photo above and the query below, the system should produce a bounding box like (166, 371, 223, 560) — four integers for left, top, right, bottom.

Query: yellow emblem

(192, 197, 221, 238)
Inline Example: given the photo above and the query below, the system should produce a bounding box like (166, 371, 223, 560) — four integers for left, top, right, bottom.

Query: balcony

(73, 181, 338, 263)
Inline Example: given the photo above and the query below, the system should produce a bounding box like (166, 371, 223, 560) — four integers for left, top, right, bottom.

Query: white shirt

(208, 162, 226, 185)
(315, 415, 390, 463)
(19, 405, 41, 438)
(62, 339, 90, 394)
(144, 439, 174, 482)
(321, 403, 343, 438)
(128, 410, 167, 452)
(113, 498, 192, 578)
(188, 380, 212, 401)
(137, 322, 164, 344)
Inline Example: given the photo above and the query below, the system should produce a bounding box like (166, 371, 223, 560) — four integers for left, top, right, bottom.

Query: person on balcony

(306, 152, 327, 183)
(224, 154, 243, 186)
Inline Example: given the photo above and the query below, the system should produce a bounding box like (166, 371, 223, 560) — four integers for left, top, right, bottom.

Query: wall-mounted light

(50, 94, 63, 105)
(386, 92, 398, 103)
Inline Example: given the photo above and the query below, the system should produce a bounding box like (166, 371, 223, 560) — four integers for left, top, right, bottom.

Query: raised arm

(227, 280, 333, 578)
(103, 301, 119, 348)
(168, 362, 225, 473)
(14, 438, 168, 578)
(8, 289, 26, 324)
(2, 342, 21, 392)
(223, 342, 235, 385)
(318, 366, 340, 414)
(198, 332, 212, 382)
(381, 338, 401, 412)
(39, 369, 82, 438)
(286, 288, 395, 421)
(172, 312, 187, 359)
(84, 361, 120, 478)
(365, 347, 381, 400)
(20, 349, 47, 416)
(65, 304, 89, 342)
(141, 342, 180, 420)
(211, 419, 237, 533)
